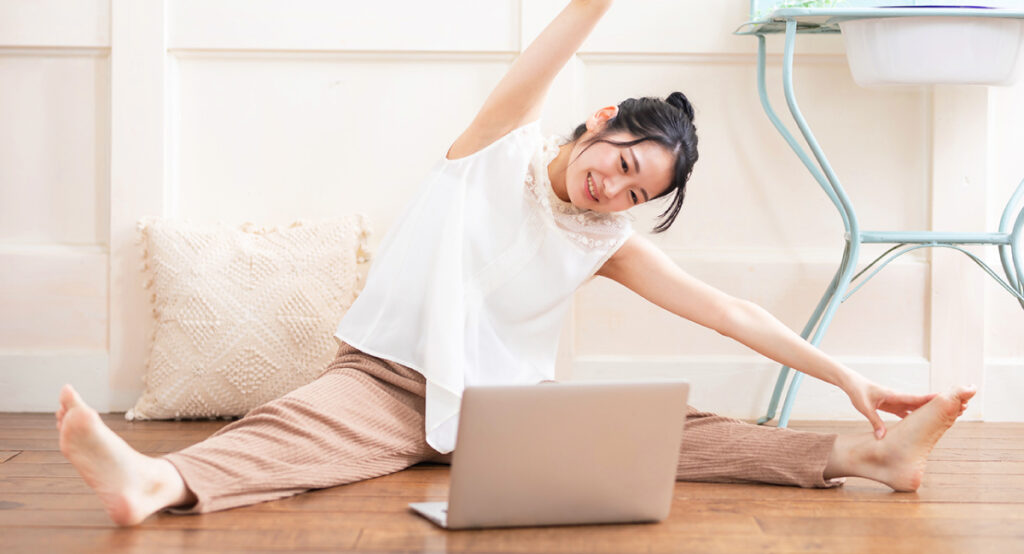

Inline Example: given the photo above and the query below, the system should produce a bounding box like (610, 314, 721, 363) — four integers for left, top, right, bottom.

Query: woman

(57, 0, 975, 526)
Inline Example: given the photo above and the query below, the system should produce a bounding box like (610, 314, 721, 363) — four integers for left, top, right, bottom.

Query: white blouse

(335, 121, 634, 453)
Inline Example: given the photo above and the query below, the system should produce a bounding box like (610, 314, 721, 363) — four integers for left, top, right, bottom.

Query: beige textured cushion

(126, 216, 370, 420)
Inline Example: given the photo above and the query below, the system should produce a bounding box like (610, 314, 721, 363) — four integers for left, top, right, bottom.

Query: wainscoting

(2, 0, 1022, 419)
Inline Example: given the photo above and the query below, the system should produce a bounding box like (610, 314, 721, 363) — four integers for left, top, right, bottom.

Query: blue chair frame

(735, 8, 1024, 427)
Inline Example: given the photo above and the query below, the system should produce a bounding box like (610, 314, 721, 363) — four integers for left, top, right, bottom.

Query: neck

(547, 142, 573, 203)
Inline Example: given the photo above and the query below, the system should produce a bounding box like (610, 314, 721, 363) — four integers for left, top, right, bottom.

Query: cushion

(126, 216, 370, 420)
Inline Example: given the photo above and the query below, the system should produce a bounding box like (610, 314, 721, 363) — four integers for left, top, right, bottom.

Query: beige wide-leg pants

(163, 343, 841, 514)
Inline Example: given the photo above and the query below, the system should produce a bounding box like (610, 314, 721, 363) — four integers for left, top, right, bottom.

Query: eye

(620, 156, 628, 173)
(630, 191, 638, 204)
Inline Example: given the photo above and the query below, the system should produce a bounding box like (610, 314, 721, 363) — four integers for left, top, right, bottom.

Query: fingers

(865, 409, 886, 439)
(884, 392, 936, 410)
(879, 404, 915, 418)
(878, 393, 937, 418)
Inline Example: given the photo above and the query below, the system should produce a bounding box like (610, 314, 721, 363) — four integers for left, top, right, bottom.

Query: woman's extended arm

(597, 235, 935, 438)
(446, 0, 613, 159)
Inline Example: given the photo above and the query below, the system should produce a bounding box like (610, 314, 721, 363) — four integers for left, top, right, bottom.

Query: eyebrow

(629, 147, 649, 202)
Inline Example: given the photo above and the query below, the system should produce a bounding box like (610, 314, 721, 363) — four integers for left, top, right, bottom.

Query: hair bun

(666, 91, 695, 122)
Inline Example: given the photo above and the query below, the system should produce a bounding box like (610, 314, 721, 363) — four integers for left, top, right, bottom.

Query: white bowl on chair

(839, 14, 1024, 86)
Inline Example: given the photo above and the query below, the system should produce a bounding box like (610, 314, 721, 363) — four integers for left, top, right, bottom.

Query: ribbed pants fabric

(163, 343, 841, 514)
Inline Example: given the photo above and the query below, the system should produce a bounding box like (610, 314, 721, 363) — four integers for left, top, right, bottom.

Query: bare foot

(827, 386, 976, 491)
(57, 384, 195, 526)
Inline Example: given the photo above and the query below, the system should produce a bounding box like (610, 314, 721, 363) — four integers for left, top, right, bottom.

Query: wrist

(835, 367, 863, 393)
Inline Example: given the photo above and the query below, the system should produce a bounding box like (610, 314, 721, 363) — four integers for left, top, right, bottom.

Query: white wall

(1, 0, 1021, 421)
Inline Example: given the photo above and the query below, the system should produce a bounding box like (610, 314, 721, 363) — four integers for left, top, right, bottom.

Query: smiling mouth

(586, 173, 599, 202)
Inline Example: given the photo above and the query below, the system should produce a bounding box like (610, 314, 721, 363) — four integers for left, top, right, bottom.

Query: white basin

(839, 15, 1024, 86)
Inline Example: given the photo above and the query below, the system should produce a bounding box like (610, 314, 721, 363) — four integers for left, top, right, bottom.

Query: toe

(955, 385, 977, 403)
(59, 384, 74, 408)
(60, 384, 85, 410)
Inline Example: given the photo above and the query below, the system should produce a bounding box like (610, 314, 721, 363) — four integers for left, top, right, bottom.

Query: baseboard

(984, 359, 1024, 421)
(0, 352, 111, 412)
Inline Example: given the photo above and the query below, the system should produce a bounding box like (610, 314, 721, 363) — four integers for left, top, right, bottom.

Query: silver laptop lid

(445, 380, 689, 529)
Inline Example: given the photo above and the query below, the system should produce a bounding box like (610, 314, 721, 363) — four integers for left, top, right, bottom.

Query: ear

(585, 105, 619, 132)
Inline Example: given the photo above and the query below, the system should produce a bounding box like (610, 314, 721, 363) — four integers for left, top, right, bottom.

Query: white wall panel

(170, 0, 519, 52)
(172, 52, 512, 235)
(522, 0, 845, 56)
(0, 248, 107, 349)
(108, 0, 167, 409)
(0, 0, 109, 47)
(0, 51, 109, 245)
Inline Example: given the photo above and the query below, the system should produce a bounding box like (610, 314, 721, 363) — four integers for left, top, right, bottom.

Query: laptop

(409, 379, 689, 529)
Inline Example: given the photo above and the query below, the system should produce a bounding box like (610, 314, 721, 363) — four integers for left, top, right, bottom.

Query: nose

(603, 177, 629, 199)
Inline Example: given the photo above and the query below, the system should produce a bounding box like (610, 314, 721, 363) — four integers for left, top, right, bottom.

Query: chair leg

(758, 243, 848, 425)
(777, 241, 857, 428)
(778, 370, 806, 428)
(759, 20, 863, 427)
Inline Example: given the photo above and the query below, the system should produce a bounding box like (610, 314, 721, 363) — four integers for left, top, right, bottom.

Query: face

(564, 131, 676, 213)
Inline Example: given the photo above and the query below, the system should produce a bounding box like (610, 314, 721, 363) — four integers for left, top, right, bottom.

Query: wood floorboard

(0, 439, 208, 452)
(925, 448, 1024, 462)
(1, 427, 227, 440)
(0, 460, 957, 487)
(8, 433, 999, 452)
(925, 460, 1024, 474)
(1, 413, 1022, 553)
(12, 448, 1022, 474)
(353, 530, 1023, 554)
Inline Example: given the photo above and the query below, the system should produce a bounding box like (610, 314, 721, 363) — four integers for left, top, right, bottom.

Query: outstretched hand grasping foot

(826, 385, 976, 491)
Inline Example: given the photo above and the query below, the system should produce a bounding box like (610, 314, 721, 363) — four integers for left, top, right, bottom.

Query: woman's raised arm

(597, 235, 936, 439)
(446, 0, 613, 160)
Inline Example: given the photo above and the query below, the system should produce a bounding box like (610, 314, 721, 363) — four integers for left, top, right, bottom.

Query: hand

(842, 374, 937, 440)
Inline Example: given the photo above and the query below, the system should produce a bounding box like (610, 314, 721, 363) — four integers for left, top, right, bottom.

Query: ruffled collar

(537, 136, 583, 212)
(524, 136, 631, 250)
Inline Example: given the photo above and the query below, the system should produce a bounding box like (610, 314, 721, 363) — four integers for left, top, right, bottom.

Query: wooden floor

(1, 414, 1022, 554)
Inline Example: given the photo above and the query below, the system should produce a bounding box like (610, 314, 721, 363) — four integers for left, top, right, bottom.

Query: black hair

(569, 92, 698, 233)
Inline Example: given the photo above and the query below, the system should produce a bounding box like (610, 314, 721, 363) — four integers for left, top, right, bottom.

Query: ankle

(155, 459, 196, 509)
(824, 432, 877, 480)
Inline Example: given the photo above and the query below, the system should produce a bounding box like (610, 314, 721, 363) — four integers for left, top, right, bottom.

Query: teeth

(587, 174, 597, 201)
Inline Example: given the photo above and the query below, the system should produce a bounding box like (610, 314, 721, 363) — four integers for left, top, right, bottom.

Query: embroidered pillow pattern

(127, 216, 370, 420)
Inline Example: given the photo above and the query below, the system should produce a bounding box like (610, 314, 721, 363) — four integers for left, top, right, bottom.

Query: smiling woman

(547, 95, 695, 226)
(54, 0, 978, 527)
